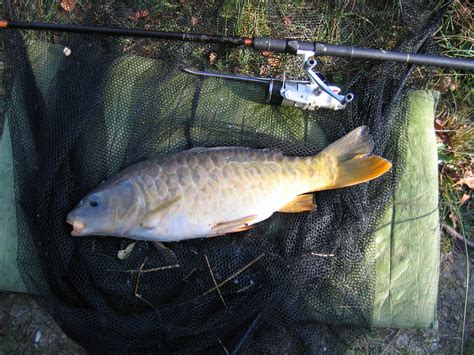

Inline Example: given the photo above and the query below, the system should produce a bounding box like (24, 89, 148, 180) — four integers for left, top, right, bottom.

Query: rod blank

(2, 20, 247, 46)
(313, 43, 474, 71)
(253, 37, 474, 70)
(2, 20, 473, 71)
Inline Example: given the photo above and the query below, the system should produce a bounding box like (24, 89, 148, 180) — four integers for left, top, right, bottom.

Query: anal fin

(278, 194, 315, 213)
(211, 215, 257, 236)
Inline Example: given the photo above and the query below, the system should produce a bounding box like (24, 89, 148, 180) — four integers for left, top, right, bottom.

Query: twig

(134, 257, 154, 308)
(231, 313, 262, 355)
(311, 252, 335, 257)
(131, 264, 180, 273)
(202, 254, 265, 297)
(457, 220, 470, 355)
(218, 338, 230, 355)
(183, 268, 197, 281)
(382, 329, 396, 342)
(121, 264, 180, 273)
(384, 329, 400, 349)
(442, 224, 474, 248)
(204, 255, 227, 308)
(236, 284, 253, 294)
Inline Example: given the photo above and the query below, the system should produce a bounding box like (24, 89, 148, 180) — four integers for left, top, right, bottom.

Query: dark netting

(2, 0, 444, 353)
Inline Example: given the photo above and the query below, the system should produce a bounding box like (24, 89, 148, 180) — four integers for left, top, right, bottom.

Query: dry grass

(433, 1, 473, 253)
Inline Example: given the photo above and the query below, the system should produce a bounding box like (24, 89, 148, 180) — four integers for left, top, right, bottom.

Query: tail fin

(310, 126, 391, 191)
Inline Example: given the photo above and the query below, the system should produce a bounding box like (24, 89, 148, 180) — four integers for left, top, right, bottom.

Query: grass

(433, 1, 473, 253)
(431, 2, 472, 353)
(435, 0, 473, 58)
(433, 14, 472, 352)
(220, 0, 270, 37)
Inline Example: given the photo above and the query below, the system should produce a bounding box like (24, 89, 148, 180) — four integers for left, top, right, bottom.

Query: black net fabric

(2, 0, 443, 353)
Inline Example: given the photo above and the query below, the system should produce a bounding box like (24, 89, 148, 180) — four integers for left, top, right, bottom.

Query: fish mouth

(66, 216, 86, 236)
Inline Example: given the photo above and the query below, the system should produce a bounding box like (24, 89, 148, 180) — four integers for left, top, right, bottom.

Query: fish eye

(88, 195, 100, 207)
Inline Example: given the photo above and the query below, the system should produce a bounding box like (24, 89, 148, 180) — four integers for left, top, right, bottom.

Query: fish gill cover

(2, 0, 443, 353)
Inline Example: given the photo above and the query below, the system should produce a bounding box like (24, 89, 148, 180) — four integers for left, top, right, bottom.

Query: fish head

(66, 180, 139, 237)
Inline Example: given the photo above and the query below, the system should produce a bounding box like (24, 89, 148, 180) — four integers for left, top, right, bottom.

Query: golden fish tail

(308, 126, 391, 191)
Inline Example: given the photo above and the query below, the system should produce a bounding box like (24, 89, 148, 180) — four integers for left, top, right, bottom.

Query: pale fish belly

(148, 148, 312, 241)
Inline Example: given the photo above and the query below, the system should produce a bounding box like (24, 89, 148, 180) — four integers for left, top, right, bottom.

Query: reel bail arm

(298, 52, 354, 106)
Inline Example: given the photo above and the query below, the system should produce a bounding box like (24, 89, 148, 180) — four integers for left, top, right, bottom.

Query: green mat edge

(372, 90, 440, 329)
(0, 117, 27, 293)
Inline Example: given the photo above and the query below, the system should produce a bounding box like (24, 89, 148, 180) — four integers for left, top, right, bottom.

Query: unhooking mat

(0, 43, 439, 329)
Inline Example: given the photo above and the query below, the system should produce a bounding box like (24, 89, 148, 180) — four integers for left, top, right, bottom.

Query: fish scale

(165, 149, 301, 239)
(67, 126, 392, 242)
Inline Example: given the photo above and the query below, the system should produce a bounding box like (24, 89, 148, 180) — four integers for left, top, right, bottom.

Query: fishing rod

(2, 19, 473, 110)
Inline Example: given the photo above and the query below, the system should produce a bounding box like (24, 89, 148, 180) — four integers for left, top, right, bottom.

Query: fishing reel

(183, 52, 354, 111)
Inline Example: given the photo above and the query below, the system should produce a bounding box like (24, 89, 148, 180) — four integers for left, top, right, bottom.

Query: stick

(311, 252, 335, 257)
(183, 268, 197, 281)
(236, 284, 254, 294)
(218, 338, 230, 355)
(125, 264, 180, 273)
(443, 224, 474, 248)
(231, 313, 262, 355)
(134, 257, 154, 308)
(202, 254, 265, 297)
(204, 255, 227, 308)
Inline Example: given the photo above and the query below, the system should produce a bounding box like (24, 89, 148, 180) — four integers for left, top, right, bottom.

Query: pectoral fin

(211, 214, 257, 236)
(140, 195, 181, 229)
(278, 194, 315, 213)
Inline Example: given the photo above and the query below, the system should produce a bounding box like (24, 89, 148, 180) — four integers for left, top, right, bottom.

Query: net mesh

(2, 0, 444, 353)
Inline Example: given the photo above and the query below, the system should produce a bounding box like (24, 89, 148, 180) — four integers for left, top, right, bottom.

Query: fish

(66, 126, 391, 242)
